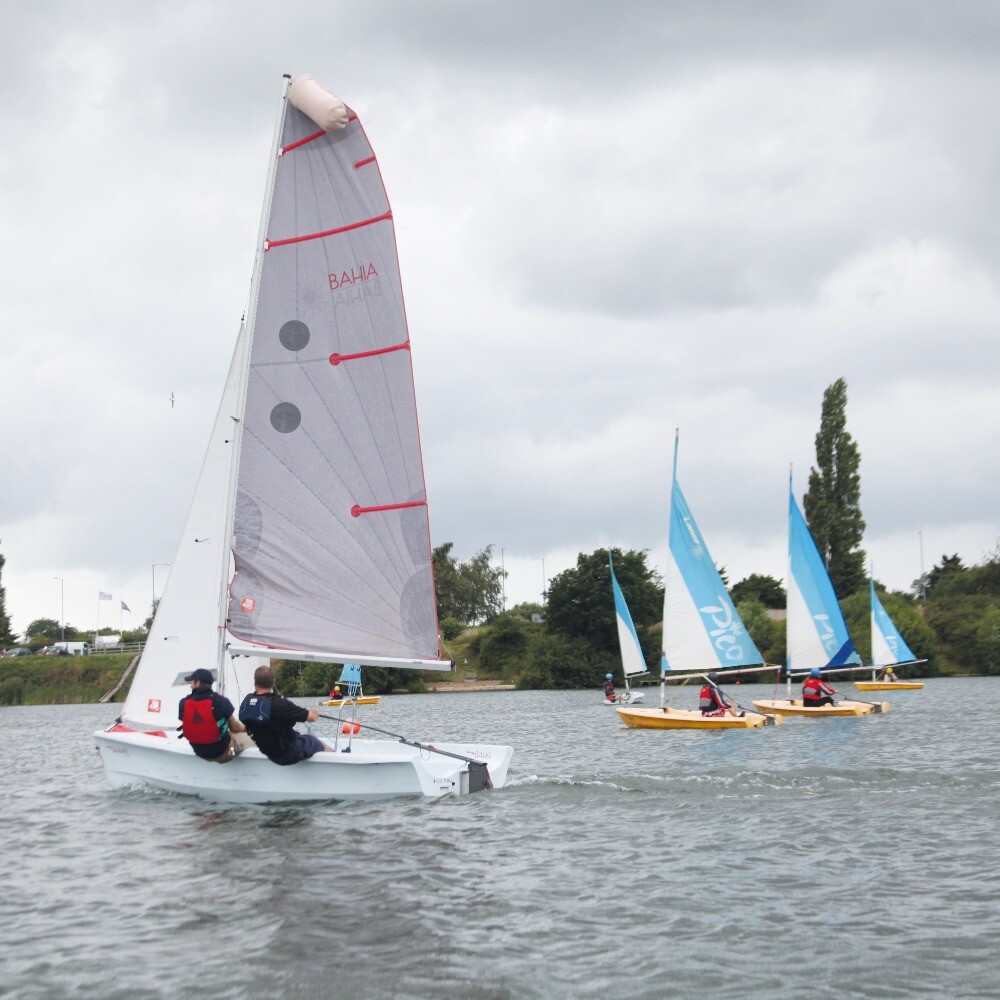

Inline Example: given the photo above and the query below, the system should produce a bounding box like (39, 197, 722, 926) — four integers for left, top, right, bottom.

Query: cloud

(2, 1, 998, 634)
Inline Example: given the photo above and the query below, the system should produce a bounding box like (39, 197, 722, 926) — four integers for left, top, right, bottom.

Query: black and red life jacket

(699, 684, 723, 711)
(181, 696, 223, 744)
(802, 676, 826, 701)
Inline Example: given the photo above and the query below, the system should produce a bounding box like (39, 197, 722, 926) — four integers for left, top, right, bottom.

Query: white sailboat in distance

(96, 74, 513, 803)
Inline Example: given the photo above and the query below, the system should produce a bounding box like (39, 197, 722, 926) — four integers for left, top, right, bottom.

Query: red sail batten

(329, 340, 410, 367)
(280, 129, 326, 155)
(351, 500, 428, 519)
(265, 209, 392, 251)
(354, 155, 376, 169)
(279, 114, 359, 156)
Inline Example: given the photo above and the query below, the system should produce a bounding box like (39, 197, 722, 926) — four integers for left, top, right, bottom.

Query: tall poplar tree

(803, 378, 867, 596)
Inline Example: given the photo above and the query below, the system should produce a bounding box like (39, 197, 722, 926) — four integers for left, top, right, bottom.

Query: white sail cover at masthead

(661, 438, 763, 674)
(786, 479, 861, 673)
(227, 78, 440, 664)
(610, 555, 648, 678)
(870, 580, 917, 666)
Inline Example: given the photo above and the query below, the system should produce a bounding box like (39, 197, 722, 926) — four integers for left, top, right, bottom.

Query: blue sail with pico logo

(786, 477, 861, 674)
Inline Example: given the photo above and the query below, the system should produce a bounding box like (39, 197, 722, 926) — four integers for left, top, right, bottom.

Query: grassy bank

(0, 653, 136, 706)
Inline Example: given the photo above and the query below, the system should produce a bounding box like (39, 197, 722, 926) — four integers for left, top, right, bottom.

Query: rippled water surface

(1, 679, 998, 999)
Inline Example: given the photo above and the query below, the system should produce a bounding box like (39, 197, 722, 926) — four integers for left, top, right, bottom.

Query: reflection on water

(1, 679, 998, 999)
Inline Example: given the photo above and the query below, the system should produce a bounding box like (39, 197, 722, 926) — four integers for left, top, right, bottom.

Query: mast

(216, 75, 292, 693)
(787, 463, 793, 698)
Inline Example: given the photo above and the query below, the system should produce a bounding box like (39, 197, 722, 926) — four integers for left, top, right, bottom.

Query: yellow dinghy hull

(854, 681, 924, 691)
(616, 705, 780, 729)
(318, 696, 382, 707)
(752, 698, 888, 717)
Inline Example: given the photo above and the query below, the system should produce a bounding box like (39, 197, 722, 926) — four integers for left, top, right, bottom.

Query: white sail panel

(123, 327, 266, 728)
(228, 96, 438, 662)
(786, 481, 860, 673)
(610, 557, 648, 678)
(662, 467, 762, 673)
(870, 581, 917, 666)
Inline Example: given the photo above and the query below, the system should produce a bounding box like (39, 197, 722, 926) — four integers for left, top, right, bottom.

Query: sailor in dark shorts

(239, 666, 333, 765)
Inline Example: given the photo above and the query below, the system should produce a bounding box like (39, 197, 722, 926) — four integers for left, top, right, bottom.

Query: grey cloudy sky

(2, 0, 998, 636)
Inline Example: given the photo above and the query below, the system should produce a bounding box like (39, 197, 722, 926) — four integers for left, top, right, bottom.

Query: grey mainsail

(227, 80, 439, 663)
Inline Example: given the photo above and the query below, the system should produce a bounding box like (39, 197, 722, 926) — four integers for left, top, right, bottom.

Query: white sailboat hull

(602, 691, 645, 705)
(96, 728, 513, 804)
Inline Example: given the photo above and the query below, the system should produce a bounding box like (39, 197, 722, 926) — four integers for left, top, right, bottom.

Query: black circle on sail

(279, 320, 310, 352)
(270, 402, 301, 433)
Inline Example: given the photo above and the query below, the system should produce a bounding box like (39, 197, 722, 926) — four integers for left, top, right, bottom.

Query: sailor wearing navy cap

(178, 668, 255, 763)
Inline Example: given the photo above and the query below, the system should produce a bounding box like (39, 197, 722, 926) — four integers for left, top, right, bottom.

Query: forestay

(121, 326, 267, 729)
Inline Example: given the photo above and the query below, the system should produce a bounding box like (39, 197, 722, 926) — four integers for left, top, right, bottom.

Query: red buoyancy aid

(182, 697, 223, 744)
(699, 684, 723, 711)
(802, 676, 833, 701)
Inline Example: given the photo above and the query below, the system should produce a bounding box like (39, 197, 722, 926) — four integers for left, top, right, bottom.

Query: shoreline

(422, 681, 517, 693)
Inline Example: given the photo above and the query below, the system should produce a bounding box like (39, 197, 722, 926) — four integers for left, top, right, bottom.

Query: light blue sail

(870, 581, 917, 665)
(610, 555, 648, 678)
(338, 663, 362, 697)
(786, 479, 861, 672)
(661, 435, 763, 673)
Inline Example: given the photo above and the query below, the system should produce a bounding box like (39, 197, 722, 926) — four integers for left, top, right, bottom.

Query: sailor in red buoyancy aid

(178, 668, 255, 763)
(603, 674, 616, 701)
(802, 667, 837, 706)
(699, 672, 743, 717)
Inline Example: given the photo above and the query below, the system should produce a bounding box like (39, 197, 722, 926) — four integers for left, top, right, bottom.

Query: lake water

(1, 678, 997, 999)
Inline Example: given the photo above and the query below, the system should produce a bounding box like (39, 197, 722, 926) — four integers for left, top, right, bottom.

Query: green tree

(477, 613, 529, 675)
(546, 548, 662, 663)
(976, 607, 1000, 675)
(515, 632, 615, 690)
(433, 543, 505, 625)
(0, 547, 16, 645)
(736, 598, 785, 666)
(25, 618, 61, 647)
(922, 554, 967, 597)
(508, 601, 544, 621)
(841, 586, 940, 674)
(804, 377, 867, 596)
(439, 616, 464, 642)
(731, 574, 786, 609)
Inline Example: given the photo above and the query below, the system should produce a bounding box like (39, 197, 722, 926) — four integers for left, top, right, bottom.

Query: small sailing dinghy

(617, 434, 778, 730)
(318, 664, 382, 706)
(752, 478, 887, 718)
(855, 582, 925, 690)
(604, 555, 646, 705)
(96, 75, 513, 803)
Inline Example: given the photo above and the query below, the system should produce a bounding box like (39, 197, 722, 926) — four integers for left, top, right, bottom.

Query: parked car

(2, 647, 34, 658)
(43, 646, 73, 656)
